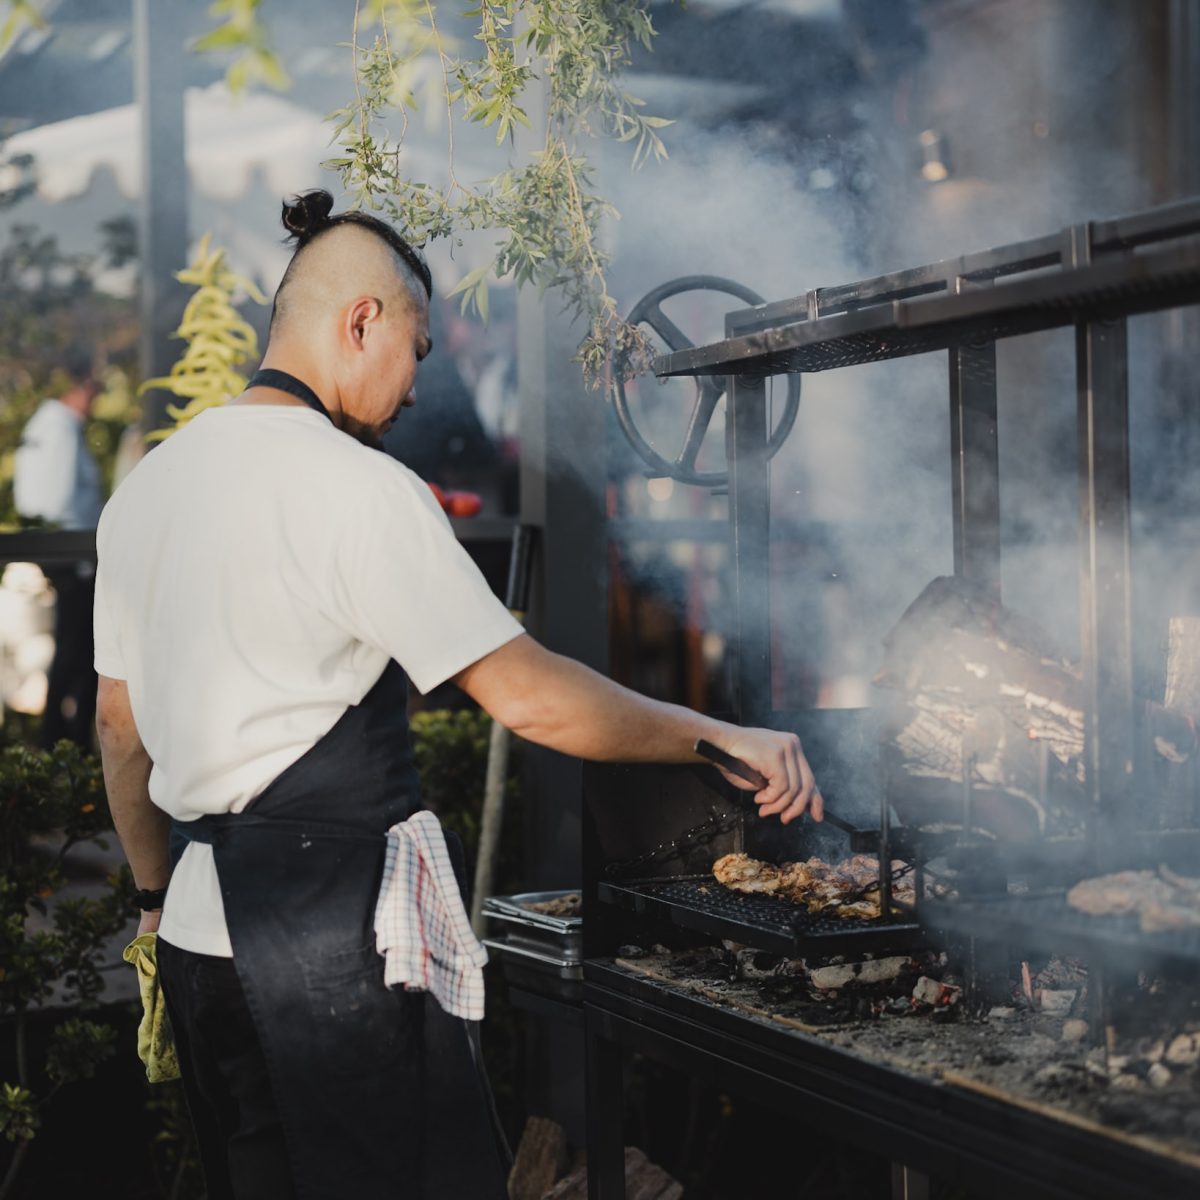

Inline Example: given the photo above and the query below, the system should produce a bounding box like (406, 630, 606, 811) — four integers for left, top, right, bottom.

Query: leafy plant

(188, 0, 670, 386)
(325, 0, 668, 386)
(0, 740, 133, 1200)
(0, 1, 45, 55)
(142, 234, 268, 440)
(191, 0, 289, 93)
(410, 707, 522, 890)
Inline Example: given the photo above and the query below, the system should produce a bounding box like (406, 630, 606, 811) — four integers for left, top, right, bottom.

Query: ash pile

(614, 940, 1200, 1156)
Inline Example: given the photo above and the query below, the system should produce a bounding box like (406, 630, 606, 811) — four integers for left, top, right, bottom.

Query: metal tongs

(694, 739, 913, 909)
(693, 738, 861, 838)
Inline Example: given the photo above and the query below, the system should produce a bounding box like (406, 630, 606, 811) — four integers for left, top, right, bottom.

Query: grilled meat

(522, 893, 581, 917)
(1067, 866, 1200, 933)
(712, 852, 785, 895)
(713, 852, 913, 917)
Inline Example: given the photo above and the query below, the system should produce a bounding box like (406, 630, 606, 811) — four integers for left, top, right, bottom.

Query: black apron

(178, 661, 508, 1199)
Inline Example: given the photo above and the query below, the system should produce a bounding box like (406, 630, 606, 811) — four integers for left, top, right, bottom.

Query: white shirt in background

(93, 404, 523, 957)
(14, 398, 104, 529)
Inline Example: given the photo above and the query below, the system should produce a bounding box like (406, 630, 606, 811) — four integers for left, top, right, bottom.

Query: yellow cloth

(122, 932, 181, 1084)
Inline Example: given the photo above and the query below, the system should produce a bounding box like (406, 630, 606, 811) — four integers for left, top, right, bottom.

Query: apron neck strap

(247, 368, 332, 423)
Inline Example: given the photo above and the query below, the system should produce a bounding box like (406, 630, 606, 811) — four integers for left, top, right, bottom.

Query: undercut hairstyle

(270, 189, 433, 328)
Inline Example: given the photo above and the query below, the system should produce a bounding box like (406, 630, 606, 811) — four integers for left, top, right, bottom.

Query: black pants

(42, 567, 96, 749)
(157, 938, 295, 1200)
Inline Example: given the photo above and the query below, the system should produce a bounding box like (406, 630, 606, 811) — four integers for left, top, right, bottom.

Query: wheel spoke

(614, 277, 792, 486)
(675, 379, 723, 472)
(642, 303, 695, 353)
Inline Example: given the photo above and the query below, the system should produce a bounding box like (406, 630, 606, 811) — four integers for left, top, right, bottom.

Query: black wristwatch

(133, 887, 168, 912)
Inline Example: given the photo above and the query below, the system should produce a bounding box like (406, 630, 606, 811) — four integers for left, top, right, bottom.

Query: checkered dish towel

(373, 810, 489, 1021)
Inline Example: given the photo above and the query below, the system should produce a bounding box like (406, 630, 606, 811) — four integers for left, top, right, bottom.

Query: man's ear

(346, 296, 383, 350)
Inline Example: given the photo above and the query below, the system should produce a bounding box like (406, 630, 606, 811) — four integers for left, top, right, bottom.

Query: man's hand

(717, 728, 822, 825)
(137, 910, 162, 937)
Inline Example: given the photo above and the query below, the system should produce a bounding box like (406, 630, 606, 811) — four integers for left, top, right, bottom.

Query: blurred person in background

(13, 344, 103, 747)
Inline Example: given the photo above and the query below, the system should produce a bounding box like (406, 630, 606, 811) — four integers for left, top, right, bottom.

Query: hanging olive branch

(192, 0, 289, 93)
(324, 0, 671, 386)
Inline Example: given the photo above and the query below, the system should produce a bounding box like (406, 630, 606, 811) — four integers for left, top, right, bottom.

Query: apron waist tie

(173, 813, 385, 845)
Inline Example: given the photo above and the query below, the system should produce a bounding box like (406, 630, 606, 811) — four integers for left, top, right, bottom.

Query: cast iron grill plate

(598, 875, 924, 957)
(920, 893, 1200, 971)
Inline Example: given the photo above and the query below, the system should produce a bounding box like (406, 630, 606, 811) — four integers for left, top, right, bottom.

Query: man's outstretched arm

(96, 675, 170, 934)
(454, 633, 822, 825)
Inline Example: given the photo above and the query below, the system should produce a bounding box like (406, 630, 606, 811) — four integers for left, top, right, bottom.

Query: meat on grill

(711, 853, 785, 895)
(713, 852, 913, 917)
(1067, 866, 1200, 933)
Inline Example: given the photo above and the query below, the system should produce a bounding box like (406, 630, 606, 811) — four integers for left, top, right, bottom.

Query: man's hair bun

(273, 187, 434, 300)
(281, 189, 335, 243)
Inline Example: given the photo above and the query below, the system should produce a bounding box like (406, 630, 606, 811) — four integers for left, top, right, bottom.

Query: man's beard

(340, 413, 386, 451)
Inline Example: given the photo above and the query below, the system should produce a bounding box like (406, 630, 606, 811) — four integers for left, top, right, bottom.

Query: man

(95, 191, 820, 1200)
(14, 346, 103, 746)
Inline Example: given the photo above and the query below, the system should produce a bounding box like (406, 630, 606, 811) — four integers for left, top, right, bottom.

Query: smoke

(595, 0, 1199, 852)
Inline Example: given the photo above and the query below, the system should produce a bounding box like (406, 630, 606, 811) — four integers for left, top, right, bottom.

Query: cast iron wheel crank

(611, 275, 802, 487)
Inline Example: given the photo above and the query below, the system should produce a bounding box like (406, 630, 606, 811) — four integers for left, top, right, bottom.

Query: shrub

(0, 739, 131, 1198)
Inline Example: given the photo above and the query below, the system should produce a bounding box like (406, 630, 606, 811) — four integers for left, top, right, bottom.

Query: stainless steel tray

(482, 889, 582, 932)
(482, 937, 583, 979)
(483, 889, 583, 964)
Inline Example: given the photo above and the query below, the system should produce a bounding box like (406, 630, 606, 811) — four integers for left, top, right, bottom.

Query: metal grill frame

(657, 196, 1200, 885)
(583, 196, 1200, 1200)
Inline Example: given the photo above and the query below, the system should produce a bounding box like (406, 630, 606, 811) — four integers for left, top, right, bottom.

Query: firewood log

(877, 577, 1197, 839)
(509, 1116, 569, 1200)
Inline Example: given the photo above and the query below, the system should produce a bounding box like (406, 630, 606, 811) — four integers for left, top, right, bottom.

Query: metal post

(585, 1018, 625, 1200)
(516, 291, 606, 885)
(510, 44, 605, 1151)
(726, 372, 771, 727)
(891, 1164, 931, 1200)
(133, 0, 189, 436)
(1169, 0, 1200, 200)
(1077, 316, 1135, 866)
(948, 336, 1001, 595)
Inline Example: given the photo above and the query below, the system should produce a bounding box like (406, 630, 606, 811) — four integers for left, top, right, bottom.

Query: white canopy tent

(2, 80, 490, 290)
(6, 82, 336, 204)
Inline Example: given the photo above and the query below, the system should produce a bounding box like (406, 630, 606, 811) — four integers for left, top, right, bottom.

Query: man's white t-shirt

(93, 404, 523, 957)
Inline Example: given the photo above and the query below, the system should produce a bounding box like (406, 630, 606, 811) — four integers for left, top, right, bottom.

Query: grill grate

(921, 893, 1200, 971)
(598, 875, 923, 957)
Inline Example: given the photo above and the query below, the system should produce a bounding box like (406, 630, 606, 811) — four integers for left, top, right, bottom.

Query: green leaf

(257, 49, 291, 90)
(191, 23, 248, 52)
(0, 1082, 39, 1143)
(226, 56, 249, 94)
(446, 263, 490, 299)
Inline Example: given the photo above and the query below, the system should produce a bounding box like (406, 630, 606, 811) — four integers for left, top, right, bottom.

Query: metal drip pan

(483, 889, 583, 1003)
